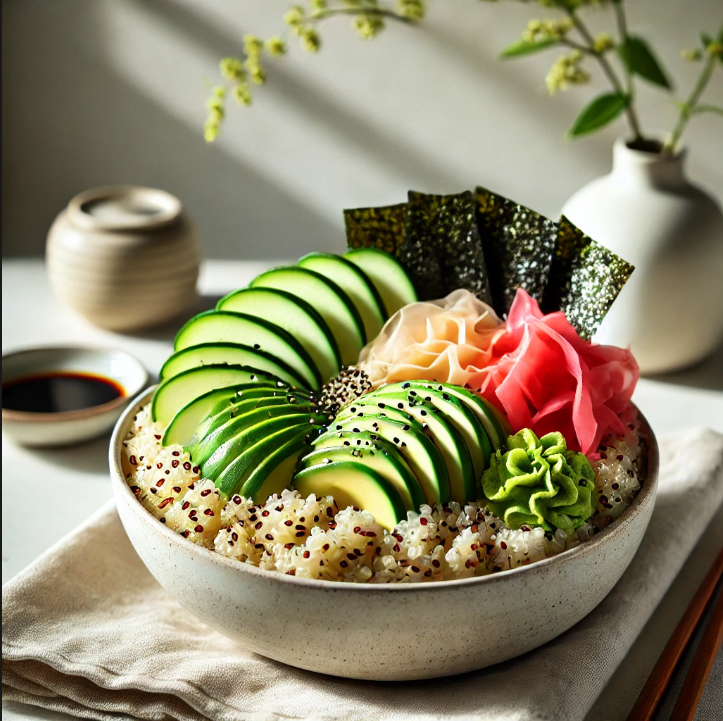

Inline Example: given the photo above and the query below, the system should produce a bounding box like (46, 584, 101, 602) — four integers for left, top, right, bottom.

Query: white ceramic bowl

(111, 387, 658, 681)
(3, 346, 148, 447)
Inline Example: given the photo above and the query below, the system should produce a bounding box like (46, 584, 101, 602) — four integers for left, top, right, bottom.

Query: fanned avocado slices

(325, 412, 450, 506)
(294, 462, 407, 531)
(299, 444, 423, 512)
(336, 394, 475, 504)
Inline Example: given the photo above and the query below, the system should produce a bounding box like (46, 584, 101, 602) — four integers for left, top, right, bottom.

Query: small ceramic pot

(111, 387, 659, 681)
(3, 346, 148, 447)
(46, 186, 202, 332)
(562, 138, 723, 374)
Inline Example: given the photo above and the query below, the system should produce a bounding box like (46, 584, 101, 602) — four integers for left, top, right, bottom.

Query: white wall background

(2, 0, 722, 259)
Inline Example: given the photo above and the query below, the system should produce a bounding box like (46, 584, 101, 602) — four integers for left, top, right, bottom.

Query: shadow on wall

(1, 0, 341, 260)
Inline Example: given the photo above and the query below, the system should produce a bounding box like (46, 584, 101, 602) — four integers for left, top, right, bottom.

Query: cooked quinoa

(123, 405, 646, 583)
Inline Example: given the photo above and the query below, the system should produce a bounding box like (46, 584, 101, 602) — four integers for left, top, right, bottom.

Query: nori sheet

(474, 186, 558, 317)
(344, 203, 407, 254)
(397, 190, 492, 304)
(542, 216, 635, 340)
(343, 192, 634, 339)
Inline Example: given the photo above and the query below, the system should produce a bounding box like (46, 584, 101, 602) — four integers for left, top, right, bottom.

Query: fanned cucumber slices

(161, 343, 308, 389)
(297, 253, 387, 342)
(174, 311, 322, 390)
(216, 288, 341, 382)
(251, 266, 365, 367)
(343, 247, 417, 316)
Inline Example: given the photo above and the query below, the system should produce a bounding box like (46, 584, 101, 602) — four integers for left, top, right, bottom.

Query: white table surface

(2, 258, 723, 721)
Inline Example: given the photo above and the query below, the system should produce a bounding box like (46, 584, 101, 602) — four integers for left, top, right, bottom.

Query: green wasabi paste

(481, 428, 596, 534)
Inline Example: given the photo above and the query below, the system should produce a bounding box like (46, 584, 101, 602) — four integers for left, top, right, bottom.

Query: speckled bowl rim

(110, 386, 659, 593)
(2, 346, 149, 423)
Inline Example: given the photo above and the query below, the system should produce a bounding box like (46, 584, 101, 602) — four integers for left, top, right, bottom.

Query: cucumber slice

(347, 394, 476, 503)
(192, 403, 318, 468)
(162, 383, 290, 448)
(213, 416, 326, 496)
(343, 247, 417, 316)
(297, 253, 386, 342)
(407, 382, 510, 449)
(216, 287, 341, 382)
(250, 266, 365, 367)
(174, 311, 322, 390)
(330, 414, 450, 505)
(377, 384, 491, 481)
(151, 365, 281, 426)
(161, 343, 308, 389)
(299, 445, 422, 512)
(293, 461, 406, 531)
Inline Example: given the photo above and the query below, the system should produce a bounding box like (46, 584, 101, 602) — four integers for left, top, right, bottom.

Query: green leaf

(617, 36, 672, 89)
(567, 93, 628, 138)
(692, 104, 723, 117)
(700, 32, 713, 48)
(500, 38, 557, 59)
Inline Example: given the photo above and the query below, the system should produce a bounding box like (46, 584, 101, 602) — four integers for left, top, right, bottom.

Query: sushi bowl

(110, 386, 658, 681)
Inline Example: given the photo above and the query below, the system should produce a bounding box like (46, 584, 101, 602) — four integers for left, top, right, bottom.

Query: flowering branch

(203, 0, 721, 154)
(204, 1, 424, 141)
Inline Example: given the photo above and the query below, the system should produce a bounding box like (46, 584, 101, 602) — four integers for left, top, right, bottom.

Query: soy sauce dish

(2, 347, 148, 447)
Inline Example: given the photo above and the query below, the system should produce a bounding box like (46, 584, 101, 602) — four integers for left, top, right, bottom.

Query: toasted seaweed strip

(542, 216, 635, 340)
(474, 186, 558, 317)
(344, 203, 407, 254)
(398, 191, 493, 304)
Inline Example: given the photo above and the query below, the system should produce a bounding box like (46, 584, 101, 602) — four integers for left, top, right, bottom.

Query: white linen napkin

(3, 428, 723, 721)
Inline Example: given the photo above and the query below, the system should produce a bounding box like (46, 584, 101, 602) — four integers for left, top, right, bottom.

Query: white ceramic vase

(561, 138, 723, 374)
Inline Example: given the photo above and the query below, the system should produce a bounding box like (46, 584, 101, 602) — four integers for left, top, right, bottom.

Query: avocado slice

(162, 382, 282, 447)
(400, 382, 510, 449)
(299, 444, 424, 511)
(293, 461, 406, 531)
(215, 420, 323, 498)
(195, 388, 314, 446)
(239, 427, 320, 502)
(342, 393, 476, 503)
(327, 413, 450, 505)
(194, 404, 321, 469)
(202, 412, 328, 484)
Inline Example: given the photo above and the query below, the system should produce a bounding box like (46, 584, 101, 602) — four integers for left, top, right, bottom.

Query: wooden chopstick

(627, 548, 723, 721)
(670, 584, 723, 721)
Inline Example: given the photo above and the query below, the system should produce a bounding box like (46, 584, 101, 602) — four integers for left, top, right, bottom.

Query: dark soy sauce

(2, 372, 125, 414)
